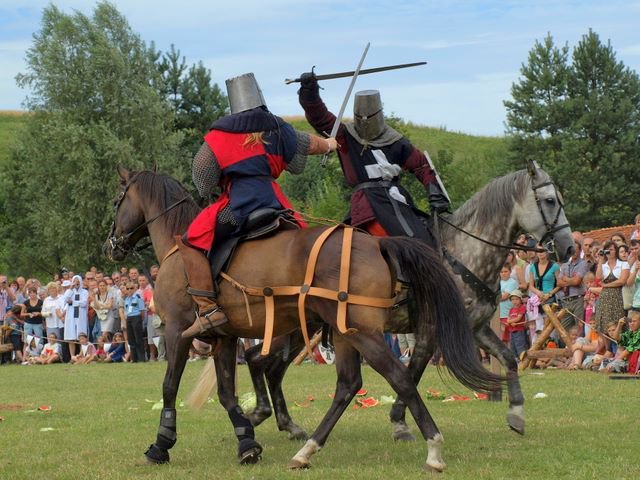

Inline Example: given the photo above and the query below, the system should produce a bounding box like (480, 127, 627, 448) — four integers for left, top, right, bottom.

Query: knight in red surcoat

(179, 73, 337, 338)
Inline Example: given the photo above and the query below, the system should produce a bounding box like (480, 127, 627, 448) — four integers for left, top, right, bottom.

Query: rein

(436, 214, 546, 253)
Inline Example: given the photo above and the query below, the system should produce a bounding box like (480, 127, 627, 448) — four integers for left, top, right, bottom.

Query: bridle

(105, 173, 189, 260)
(530, 177, 571, 261)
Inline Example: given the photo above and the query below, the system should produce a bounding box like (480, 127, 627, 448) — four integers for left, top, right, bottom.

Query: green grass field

(1, 361, 637, 480)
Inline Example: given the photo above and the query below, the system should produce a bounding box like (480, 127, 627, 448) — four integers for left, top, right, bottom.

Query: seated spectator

(604, 312, 640, 373)
(32, 333, 62, 364)
(71, 332, 97, 364)
(584, 321, 618, 370)
(95, 335, 107, 362)
(567, 323, 602, 370)
(23, 335, 43, 365)
(507, 290, 528, 359)
(3, 305, 24, 364)
(104, 331, 126, 363)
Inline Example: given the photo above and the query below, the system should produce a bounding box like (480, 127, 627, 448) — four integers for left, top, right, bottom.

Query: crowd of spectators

(0, 265, 168, 365)
(499, 214, 640, 374)
(3, 215, 640, 373)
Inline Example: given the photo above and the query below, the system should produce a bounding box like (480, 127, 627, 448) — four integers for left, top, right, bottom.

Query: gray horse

(243, 161, 574, 440)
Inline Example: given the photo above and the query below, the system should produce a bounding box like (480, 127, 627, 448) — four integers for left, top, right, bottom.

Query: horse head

(103, 166, 148, 262)
(516, 160, 575, 262)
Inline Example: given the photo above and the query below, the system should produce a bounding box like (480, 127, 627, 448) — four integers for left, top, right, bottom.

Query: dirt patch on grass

(0, 403, 27, 411)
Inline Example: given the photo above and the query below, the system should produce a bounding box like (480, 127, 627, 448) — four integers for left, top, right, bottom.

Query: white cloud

(619, 44, 640, 56)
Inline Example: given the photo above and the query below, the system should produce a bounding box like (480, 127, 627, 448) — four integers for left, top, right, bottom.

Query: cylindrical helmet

(353, 90, 385, 141)
(225, 73, 267, 114)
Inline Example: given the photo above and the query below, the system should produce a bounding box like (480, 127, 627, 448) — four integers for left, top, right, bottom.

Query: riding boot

(175, 235, 228, 338)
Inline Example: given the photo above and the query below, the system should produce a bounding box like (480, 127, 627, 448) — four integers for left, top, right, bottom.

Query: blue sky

(1, 0, 639, 136)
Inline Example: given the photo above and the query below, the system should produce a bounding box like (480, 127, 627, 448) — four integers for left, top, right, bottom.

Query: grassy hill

(0, 111, 508, 179)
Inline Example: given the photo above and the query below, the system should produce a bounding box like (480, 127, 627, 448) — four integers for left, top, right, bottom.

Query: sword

(285, 61, 426, 84)
(424, 149, 449, 259)
(320, 42, 370, 167)
(424, 149, 450, 205)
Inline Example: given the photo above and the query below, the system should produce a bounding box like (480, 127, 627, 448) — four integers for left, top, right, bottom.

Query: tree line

(1, 2, 638, 277)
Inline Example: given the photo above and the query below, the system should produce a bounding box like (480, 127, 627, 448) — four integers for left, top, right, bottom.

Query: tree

(504, 34, 572, 166)
(1, 2, 188, 275)
(505, 30, 640, 230)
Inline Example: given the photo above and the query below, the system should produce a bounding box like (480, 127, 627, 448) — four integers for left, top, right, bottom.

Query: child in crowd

(525, 291, 544, 343)
(582, 272, 599, 337)
(507, 290, 528, 359)
(32, 333, 62, 364)
(604, 312, 640, 373)
(587, 321, 619, 370)
(499, 263, 519, 344)
(22, 335, 43, 364)
(71, 332, 97, 364)
(567, 324, 602, 370)
(105, 331, 126, 363)
(95, 334, 108, 362)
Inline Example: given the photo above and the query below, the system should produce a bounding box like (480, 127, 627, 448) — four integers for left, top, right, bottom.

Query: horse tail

(186, 357, 217, 410)
(379, 237, 504, 393)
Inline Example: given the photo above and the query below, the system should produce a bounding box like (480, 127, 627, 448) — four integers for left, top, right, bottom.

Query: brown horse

(103, 166, 503, 471)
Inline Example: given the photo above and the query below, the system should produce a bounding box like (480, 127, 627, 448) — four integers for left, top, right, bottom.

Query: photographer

(593, 241, 630, 345)
(0, 275, 17, 324)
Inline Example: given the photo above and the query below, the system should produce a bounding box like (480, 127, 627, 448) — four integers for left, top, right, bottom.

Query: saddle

(209, 208, 299, 287)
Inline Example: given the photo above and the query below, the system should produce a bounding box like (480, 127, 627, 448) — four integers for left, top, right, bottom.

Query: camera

(598, 249, 610, 256)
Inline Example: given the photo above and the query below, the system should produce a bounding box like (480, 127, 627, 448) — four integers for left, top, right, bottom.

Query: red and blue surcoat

(186, 109, 306, 251)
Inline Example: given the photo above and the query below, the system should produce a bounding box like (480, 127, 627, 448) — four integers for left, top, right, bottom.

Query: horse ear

(526, 160, 540, 177)
(117, 165, 131, 184)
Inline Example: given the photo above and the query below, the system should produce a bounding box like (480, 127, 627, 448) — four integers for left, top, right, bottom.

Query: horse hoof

(424, 461, 446, 473)
(287, 458, 311, 469)
(392, 430, 416, 442)
(507, 413, 525, 435)
(287, 426, 309, 441)
(238, 439, 263, 465)
(143, 444, 170, 464)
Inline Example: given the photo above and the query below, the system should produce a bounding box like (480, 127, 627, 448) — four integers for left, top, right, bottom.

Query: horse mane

(452, 169, 547, 228)
(132, 170, 201, 235)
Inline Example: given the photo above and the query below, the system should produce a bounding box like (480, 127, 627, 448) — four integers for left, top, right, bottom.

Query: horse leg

(476, 323, 524, 434)
(246, 331, 309, 440)
(390, 300, 436, 442)
(214, 336, 263, 464)
(389, 335, 435, 442)
(144, 333, 192, 464)
(288, 333, 362, 469)
(244, 341, 275, 426)
(350, 333, 447, 472)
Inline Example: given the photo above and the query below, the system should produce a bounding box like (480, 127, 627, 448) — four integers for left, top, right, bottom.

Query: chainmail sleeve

(192, 142, 221, 198)
(286, 130, 312, 175)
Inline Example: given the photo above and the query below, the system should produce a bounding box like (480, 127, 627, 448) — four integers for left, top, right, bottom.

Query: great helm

(225, 73, 267, 114)
(353, 89, 385, 141)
